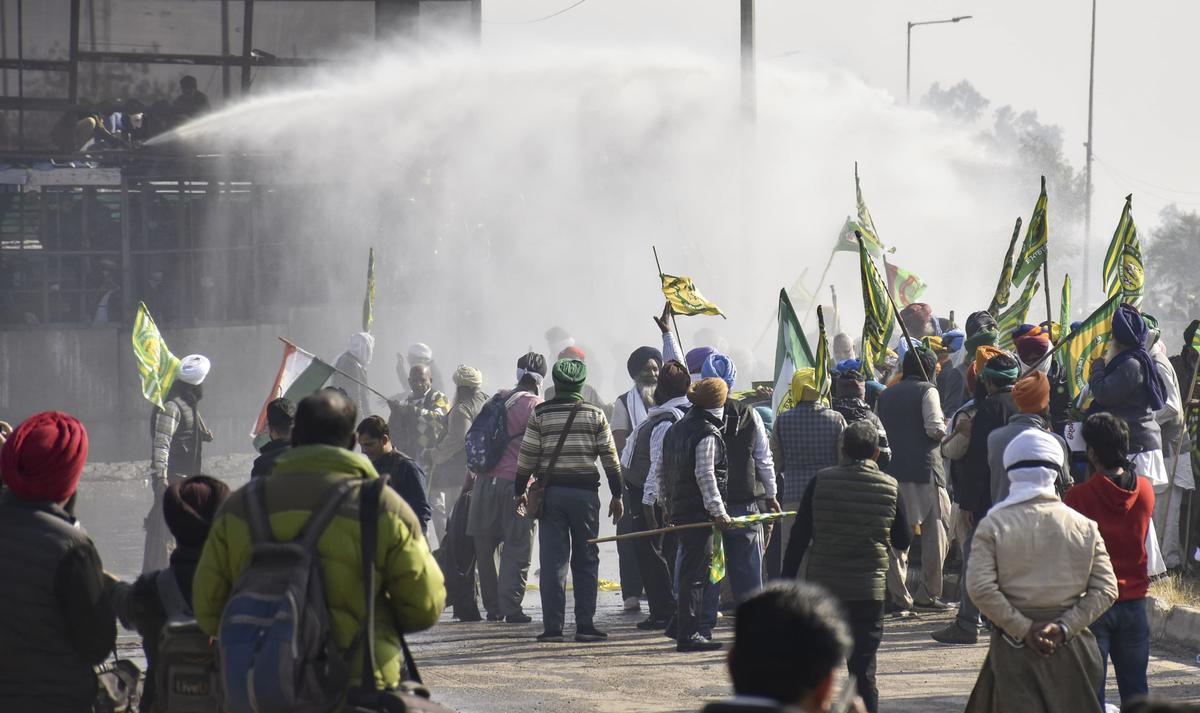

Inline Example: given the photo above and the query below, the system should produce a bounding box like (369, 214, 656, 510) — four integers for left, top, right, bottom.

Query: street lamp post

(906, 15, 973, 104)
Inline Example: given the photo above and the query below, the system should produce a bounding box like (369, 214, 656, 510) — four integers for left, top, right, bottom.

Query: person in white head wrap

(398, 342, 445, 394)
(990, 428, 1063, 513)
(963, 427, 1117, 713)
(143, 353, 213, 572)
(177, 354, 211, 385)
(332, 332, 376, 420)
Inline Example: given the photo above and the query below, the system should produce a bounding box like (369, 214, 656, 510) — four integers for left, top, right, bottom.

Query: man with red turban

(0, 411, 118, 713)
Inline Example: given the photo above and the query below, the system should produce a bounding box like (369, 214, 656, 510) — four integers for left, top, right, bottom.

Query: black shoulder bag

(345, 477, 456, 713)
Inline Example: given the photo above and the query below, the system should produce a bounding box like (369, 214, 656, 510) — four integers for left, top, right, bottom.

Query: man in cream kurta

(965, 428, 1118, 713)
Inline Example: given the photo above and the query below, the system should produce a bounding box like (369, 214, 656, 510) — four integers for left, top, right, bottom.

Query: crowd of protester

(0, 298, 1197, 713)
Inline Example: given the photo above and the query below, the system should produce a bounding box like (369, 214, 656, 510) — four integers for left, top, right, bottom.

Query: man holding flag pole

(133, 302, 215, 573)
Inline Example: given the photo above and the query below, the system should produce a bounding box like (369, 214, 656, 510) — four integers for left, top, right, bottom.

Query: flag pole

(830, 285, 841, 336)
(859, 232, 928, 383)
(652, 245, 685, 352)
(802, 251, 836, 324)
(1042, 259, 1055, 345)
(278, 336, 390, 402)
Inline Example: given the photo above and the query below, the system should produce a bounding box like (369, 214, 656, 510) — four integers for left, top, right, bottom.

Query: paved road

(413, 591, 1200, 713)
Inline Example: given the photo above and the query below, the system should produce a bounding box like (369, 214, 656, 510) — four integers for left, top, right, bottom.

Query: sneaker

(536, 630, 565, 643)
(575, 626, 609, 642)
(504, 613, 533, 624)
(676, 634, 722, 652)
(636, 616, 671, 631)
(623, 597, 641, 612)
(913, 597, 955, 612)
(453, 610, 482, 623)
(883, 599, 914, 618)
(931, 622, 979, 645)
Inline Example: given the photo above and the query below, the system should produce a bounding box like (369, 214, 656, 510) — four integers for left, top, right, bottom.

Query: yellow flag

(132, 302, 180, 408)
(661, 274, 725, 318)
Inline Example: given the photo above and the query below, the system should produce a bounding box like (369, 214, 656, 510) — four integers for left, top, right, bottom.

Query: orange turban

(1012, 371, 1050, 413)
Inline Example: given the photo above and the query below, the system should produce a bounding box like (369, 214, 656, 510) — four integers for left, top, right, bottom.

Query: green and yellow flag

(361, 247, 376, 333)
(1061, 295, 1121, 406)
(661, 274, 725, 318)
(1013, 176, 1048, 287)
(1102, 194, 1144, 307)
(773, 288, 815, 414)
(988, 217, 1022, 317)
(132, 302, 180, 409)
(857, 234, 895, 380)
(815, 305, 831, 403)
(710, 511, 795, 583)
(997, 275, 1041, 348)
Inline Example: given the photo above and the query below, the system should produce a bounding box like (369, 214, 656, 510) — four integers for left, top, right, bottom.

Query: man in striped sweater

(516, 358, 624, 643)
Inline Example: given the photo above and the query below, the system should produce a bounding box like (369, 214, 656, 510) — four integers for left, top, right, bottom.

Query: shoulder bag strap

(245, 476, 273, 545)
(542, 401, 584, 488)
(358, 476, 394, 691)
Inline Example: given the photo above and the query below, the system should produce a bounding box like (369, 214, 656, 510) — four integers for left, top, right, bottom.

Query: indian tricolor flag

(251, 340, 336, 442)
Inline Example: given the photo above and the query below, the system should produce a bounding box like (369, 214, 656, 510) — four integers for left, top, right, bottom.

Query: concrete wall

(0, 322, 289, 462)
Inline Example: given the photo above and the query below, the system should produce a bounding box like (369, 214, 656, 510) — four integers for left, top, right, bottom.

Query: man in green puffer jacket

(193, 388, 446, 689)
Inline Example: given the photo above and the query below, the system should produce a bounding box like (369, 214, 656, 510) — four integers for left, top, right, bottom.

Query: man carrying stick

(662, 377, 733, 653)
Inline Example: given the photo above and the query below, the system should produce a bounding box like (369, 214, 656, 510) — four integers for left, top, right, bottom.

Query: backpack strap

(297, 480, 353, 551)
(245, 476, 274, 545)
(156, 568, 193, 620)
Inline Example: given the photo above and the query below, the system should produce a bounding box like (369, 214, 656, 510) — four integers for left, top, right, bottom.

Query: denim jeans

(538, 486, 601, 633)
(698, 502, 764, 637)
(1089, 597, 1149, 707)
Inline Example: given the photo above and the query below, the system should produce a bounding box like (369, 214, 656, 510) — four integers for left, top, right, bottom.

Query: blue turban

(835, 358, 863, 374)
(942, 329, 965, 353)
(701, 353, 737, 388)
(1106, 303, 1167, 410)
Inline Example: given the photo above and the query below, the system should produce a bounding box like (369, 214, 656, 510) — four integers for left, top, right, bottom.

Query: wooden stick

(588, 513, 795, 544)
(589, 520, 713, 544)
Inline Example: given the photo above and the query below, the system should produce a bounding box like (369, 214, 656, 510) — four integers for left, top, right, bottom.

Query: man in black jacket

(0, 412, 117, 713)
(356, 415, 432, 533)
(251, 397, 294, 478)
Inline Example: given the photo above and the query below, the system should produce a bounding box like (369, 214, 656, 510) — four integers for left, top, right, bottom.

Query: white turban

(177, 354, 211, 385)
(993, 429, 1062, 513)
(408, 342, 433, 363)
(349, 332, 374, 366)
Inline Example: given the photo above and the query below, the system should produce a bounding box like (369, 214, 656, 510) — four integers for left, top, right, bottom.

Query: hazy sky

(482, 0, 1200, 235)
